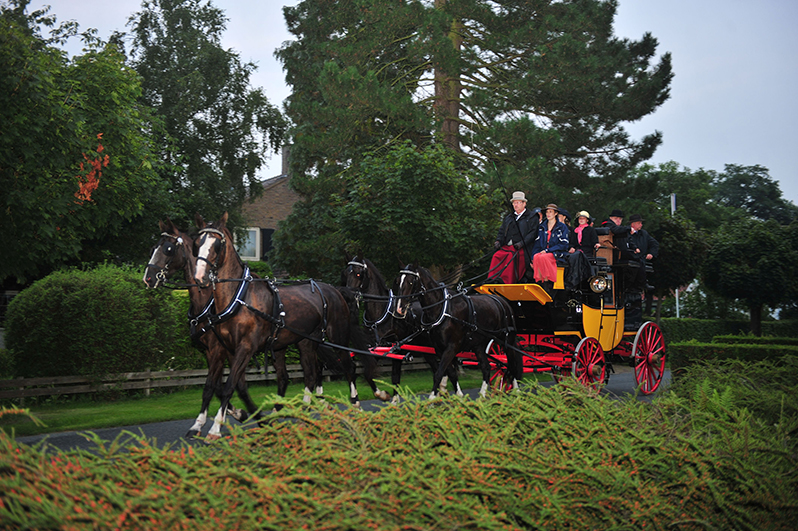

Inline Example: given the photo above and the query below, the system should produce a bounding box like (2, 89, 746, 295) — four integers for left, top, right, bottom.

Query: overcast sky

(25, 0, 798, 205)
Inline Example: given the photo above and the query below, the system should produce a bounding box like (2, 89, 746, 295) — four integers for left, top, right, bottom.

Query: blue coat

(531, 220, 570, 259)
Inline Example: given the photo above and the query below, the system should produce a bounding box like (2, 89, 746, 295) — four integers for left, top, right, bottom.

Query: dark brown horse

(343, 257, 461, 401)
(394, 264, 520, 398)
(142, 218, 259, 438)
(194, 213, 361, 440)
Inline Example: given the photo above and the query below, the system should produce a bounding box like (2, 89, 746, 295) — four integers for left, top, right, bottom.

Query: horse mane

(362, 257, 387, 290)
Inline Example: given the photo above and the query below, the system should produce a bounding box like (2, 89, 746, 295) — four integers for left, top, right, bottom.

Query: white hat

(511, 191, 527, 203)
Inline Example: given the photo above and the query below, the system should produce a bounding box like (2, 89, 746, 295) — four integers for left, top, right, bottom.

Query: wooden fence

(0, 358, 431, 401)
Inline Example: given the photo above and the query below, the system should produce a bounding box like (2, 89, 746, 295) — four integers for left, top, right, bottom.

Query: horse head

(393, 263, 427, 318)
(343, 256, 371, 292)
(143, 217, 192, 288)
(194, 212, 232, 288)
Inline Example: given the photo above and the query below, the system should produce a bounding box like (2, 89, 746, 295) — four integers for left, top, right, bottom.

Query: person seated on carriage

(557, 208, 572, 227)
(565, 210, 600, 289)
(530, 203, 570, 285)
(569, 211, 600, 256)
(488, 191, 539, 284)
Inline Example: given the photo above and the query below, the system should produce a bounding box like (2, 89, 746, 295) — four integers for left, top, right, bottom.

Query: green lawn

(1, 369, 506, 437)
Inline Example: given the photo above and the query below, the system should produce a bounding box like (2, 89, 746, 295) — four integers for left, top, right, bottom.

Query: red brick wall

(241, 176, 301, 230)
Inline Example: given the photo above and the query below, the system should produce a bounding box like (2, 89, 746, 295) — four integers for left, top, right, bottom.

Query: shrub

(4, 264, 188, 378)
(659, 317, 798, 343)
(668, 341, 798, 375)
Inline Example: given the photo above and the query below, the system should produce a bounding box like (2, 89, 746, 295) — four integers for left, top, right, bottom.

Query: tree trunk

(749, 303, 763, 336)
(654, 294, 663, 325)
(433, 0, 462, 152)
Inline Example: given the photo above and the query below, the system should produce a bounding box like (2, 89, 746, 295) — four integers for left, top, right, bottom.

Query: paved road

(15, 367, 670, 453)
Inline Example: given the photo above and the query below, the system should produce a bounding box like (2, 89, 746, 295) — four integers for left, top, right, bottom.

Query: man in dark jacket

(628, 213, 659, 290)
(600, 209, 632, 257)
(489, 191, 539, 283)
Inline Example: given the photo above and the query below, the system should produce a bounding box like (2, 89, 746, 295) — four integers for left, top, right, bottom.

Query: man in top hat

(628, 213, 659, 290)
(600, 208, 633, 258)
(489, 191, 538, 283)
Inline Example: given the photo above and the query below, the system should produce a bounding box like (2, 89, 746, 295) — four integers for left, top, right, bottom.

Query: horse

(343, 257, 462, 401)
(394, 264, 520, 398)
(193, 212, 362, 440)
(142, 218, 260, 438)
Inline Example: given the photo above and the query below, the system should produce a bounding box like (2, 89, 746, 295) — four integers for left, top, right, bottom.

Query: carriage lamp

(588, 275, 610, 293)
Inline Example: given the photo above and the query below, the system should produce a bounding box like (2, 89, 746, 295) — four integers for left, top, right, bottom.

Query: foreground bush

(3, 264, 200, 378)
(1, 360, 796, 530)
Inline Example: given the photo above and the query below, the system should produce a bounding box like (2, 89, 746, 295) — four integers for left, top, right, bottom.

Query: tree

(128, 0, 287, 226)
(648, 215, 707, 321)
(0, 1, 163, 284)
(713, 164, 798, 225)
(701, 219, 798, 335)
(274, 0, 672, 275)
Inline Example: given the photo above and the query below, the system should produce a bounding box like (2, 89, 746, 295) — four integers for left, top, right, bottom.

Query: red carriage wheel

(487, 340, 514, 392)
(632, 321, 666, 394)
(572, 337, 605, 391)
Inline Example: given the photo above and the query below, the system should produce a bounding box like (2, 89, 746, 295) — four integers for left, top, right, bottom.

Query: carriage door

(581, 272, 624, 352)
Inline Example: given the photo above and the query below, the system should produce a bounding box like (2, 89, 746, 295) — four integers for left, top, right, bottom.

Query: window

(236, 227, 261, 261)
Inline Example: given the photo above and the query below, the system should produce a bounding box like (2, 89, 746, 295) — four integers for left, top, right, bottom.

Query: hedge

(711, 334, 798, 346)
(4, 264, 204, 379)
(658, 318, 798, 343)
(668, 341, 798, 374)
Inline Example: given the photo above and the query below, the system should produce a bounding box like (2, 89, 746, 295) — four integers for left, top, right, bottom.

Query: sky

(24, 0, 798, 205)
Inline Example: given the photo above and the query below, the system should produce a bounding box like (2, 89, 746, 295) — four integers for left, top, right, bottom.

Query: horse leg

(476, 342, 494, 398)
(429, 347, 457, 400)
(362, 354, 390, 402)
(447, 360, 464, 397)
(207, 347, 250, 441)
(390, 358, 402, 404)
(272, 348, 289, 411)
(297, 339, 318, 404)
(186, 347, 225, 438)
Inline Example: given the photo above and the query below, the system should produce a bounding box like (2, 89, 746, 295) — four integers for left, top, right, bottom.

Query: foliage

(701, 218, 798, 335)
(713, 164, 798, 225)
(712, 334, 798, 346)
(0, 1, 164, 284)
(668, 341, 798, 375)
(658, 281, 750, 320)
(669, 355, 798, 429)
(648, 215, 707, 299)
(275, 0, 672, 277)
(3, 264, 189, 378)
(2, 374, 797, 529)
(127, 0, 287, 228)
(340, 141, 499, 278)
(658, 317, 798, 344)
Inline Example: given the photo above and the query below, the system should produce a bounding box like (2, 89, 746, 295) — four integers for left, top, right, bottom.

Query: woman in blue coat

(530, 204, 570, 282)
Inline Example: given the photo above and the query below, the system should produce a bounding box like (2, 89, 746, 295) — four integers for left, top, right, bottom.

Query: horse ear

(159, 219, 166, 231)
(194, 213, 205, 228)
(219, 211, 229, 227)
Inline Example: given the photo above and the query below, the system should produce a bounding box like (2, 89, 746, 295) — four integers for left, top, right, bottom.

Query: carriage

(357, 228, 667, 396)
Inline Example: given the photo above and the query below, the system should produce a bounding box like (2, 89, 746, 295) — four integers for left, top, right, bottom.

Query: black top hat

(629, 214, 644, 223)
(609, 209, 624, 218)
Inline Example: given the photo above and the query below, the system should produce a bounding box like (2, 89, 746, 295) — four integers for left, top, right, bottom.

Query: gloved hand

(494, 241, 501, 250)
(514, 242, 523, 250)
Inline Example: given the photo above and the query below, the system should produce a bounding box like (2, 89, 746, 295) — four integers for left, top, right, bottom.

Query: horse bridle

(346, 259, 370, 292)
(397, 268, 452, 329)
(196, 227, 227, 284)
(147, 232, 187, 288)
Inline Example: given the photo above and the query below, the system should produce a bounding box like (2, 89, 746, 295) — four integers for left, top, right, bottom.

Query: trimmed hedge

(4, 264, 203, 378)
(668, 341, 798, 374)
(659, 317, 798, 343)
(712, 334, 798, 346)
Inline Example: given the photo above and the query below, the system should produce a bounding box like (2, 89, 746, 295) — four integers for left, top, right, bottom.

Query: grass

(0, 369, 501, 438)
